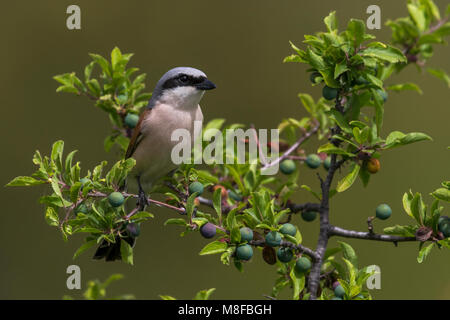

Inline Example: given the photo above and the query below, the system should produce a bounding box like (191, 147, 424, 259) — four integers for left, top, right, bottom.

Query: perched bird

(94, 67, 216, 261)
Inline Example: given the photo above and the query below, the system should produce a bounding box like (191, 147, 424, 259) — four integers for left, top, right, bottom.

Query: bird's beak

(196, 79, 216, 91)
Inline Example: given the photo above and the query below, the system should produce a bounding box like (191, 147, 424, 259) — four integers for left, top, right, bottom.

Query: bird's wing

(125, 108, 152, 159)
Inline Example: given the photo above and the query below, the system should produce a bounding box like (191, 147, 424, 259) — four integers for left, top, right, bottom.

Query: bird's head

(149, 67, 216, 109)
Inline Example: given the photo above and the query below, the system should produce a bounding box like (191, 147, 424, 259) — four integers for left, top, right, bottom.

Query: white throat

(159, 86, 205, 110)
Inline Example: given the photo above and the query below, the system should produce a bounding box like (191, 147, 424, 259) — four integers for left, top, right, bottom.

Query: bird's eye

(180, 75, 189, 83)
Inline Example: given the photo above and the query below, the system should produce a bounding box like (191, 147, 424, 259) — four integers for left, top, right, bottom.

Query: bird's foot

(137, 190, 149, 211)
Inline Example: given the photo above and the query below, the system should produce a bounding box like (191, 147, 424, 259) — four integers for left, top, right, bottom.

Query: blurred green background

(1, 0, 449, 300)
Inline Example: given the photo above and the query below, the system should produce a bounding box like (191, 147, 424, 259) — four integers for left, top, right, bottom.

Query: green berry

(75, 203, 88, 215)
(188, 182, 204, 196)
(376, 89, 388, 102)
(334, 285, 345, 298)
(108, 192, 124, 207)
(376, 204, 392, 220)
(323, 156, 331, 170)
(305, 154, 322, 169)
(235, 244, 253, 261)
(229, 190, 243, 201)
(80, 178, 90, 186)
(438, 217, 450, 238)
(295, 257, 312, 273)
(301, 211, 317, 222)
(124, 113, 139, 128)
(277, 247, 294, 263)
(310, 72, 322, 84)
(280, 159, 296, 175)
(322, 86, 338, 100)
(240, 227, 254, 242)
(279, 223, 297, 237)
(265, 231, 282, 247)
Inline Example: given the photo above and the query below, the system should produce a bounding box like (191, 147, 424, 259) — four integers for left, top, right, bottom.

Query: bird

(93, 67, 216, 261)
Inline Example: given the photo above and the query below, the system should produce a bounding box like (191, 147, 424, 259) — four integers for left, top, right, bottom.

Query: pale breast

(130, 103, 203, 191)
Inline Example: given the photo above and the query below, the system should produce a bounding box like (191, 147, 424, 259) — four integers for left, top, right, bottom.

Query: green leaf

(427, 68, 450, 88)
(164, 218, 187, 226)
(199, 241, 228, 255)
(289, 268, 306, 300)
(417, 243, 434, 263)
(383, 225, 416, 237)
(410, 192, 425, 224)
(45, 207, 59, 226)
(317, 143, 355, 157)
(336, 163, 360, 193)
(194, 288, 216, 300)
(306, 48, 326, 71)
(334, 62, 349, 79)
(6, 176, 46, 187)
(339, 241, 358, 268)
(120, 239, 134, 265)
(73, 240, 97, 260)
(431, 188, 450, 202)
(360, 45, 407, 64)
(385, 132, 432, 149)
(329, 109, 352, 134)
(111, 47, 122, 71)
(366, 74, 383, 89)
(347, 19, 366, 47)
(159, 295, 176, 300)
(407, 3, 426, 32)
(387, 83, 423, 94)
(324, 11, 337, 32)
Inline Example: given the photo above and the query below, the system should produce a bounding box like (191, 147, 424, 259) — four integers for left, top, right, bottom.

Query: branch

(262, 122, 319, 170)
(250, 240, 320, 261)
(329, 225, 417, 243)
(287, 202, 320, 213)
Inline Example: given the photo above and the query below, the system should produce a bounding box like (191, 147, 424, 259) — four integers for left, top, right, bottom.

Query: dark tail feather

(93, 235, 135, 262)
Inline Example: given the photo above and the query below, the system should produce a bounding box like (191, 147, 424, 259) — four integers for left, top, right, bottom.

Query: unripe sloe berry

(108, 192, 124, 207)
(265, 231, 282, 247)
(376, 204, 392, 220)
(310, 72, 322, 84)
(124, 113, 139, 128)
(188, 181, 204, 196)
(366, 158, 380, 174)
(295, 257, 312, 273)
(301, 211, 317, 222)
(229, 190, 243, 202)
(334, 285, 345, 298)
(240, 227, 254, 242)
(280, 159, 296, 175)
(200, 222, 216, 239)
(235, 244, 253, 261)
(126, 222, 140, 237)
(323, 156, 331, 171)
(438, 216, 450, 238)
(322, 86, 338, 100)
(277, 247, 294, 263)
(305, 154, 322, 169)
(279, 223, 297, 237)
